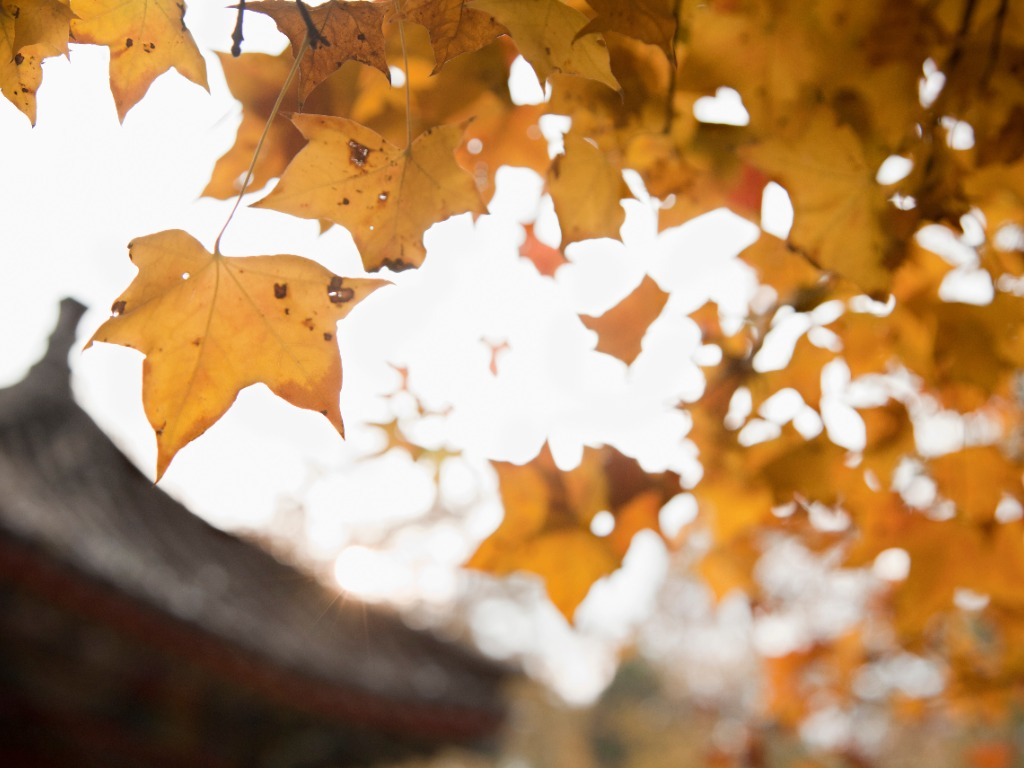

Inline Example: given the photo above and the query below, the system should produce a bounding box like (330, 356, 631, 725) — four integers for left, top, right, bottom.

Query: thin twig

(214, 36, 310, 257)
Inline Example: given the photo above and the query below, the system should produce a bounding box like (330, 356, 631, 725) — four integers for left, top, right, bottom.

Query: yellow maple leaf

(0, 0, 73, 123)
(88, 230, 388, 479)
(397, 0, 506, 72)
(548, 132, 629, 247)
(256, 114, 485, 272)
(69, 0, 208, 121)
(467, 444, 679, 621)
(8, 0, 73, 54)
(0, 37, 44, 123)
(741, 107, 898, 296)
(472, 0, 619, 92)
(249, 0, 389, 106)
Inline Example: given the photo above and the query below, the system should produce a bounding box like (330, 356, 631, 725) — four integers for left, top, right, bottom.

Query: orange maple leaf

(256, 114, 485, 272)
(576, 0, 677, 63)
(249, 0, 389, 106)
(581, 275, 669, 365)
(518, 222, 566, 277)
(88, 230, 387, 479)
(69, 0, 208, 121)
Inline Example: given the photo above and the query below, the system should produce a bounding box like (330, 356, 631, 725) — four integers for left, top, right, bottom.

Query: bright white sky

(0, 3, 799, 704)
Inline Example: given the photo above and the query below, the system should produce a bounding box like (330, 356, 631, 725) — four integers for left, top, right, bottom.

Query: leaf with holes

(87, 230, 387, 479)
(255, 114, 485, 272)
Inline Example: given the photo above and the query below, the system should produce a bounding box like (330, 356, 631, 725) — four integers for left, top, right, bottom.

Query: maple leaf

(249, 0, 389, 106)
(581, 275, 669, 365)
(203, 50, 305, 199)
(472, 0, 620, 93)
(397, 0, 506, 72)
(255, 114, 485, 272)
(0, 36, 43, 123)
(577, 0, 676, 62)
(930, 447, 1024, 524)
(467, 443, 679, 620)
(69, 0, 208, 121)
(8, 0, 74, 53)
(0, 0, 73, 123)
(548, 132, 630, 247)
(741, 107, 898, 296)
(87, 230, 388, 479)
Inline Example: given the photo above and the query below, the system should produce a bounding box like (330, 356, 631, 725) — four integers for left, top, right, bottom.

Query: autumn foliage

(8, 0, 1024, 752)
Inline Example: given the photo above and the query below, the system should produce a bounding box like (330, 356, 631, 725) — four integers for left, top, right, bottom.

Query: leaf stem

(662, 0, 684, 134)
(214, 35, 309, 258)
(231, 0, 246, 57)
(392, 0, 413, 150)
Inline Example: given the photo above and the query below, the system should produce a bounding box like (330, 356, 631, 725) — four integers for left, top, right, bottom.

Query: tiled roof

(0, 299, 507, 753)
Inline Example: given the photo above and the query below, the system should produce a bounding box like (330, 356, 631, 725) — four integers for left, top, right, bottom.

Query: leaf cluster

(10, 0, 1024, 739)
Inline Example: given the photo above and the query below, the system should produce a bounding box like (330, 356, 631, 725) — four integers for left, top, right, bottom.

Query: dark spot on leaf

(192, 337, 202, 346)
(14, 53, 24, 66)
(303, 318, 315, 330)
(284, 308, 290, 315)
(323, 332, 333, 341)
(126, 37, 133, 48)
(327, 275, 356, 303)
(320, 409, 328, 416)
(348, 139, 370, 167)
(11, 7, 18, 17)
(111, 300, 126, 317)
(357, 33, 366, 41)
(342, 197, 350, 205)
(380, 258, 413, 272)
(274, 282, 288, 299)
